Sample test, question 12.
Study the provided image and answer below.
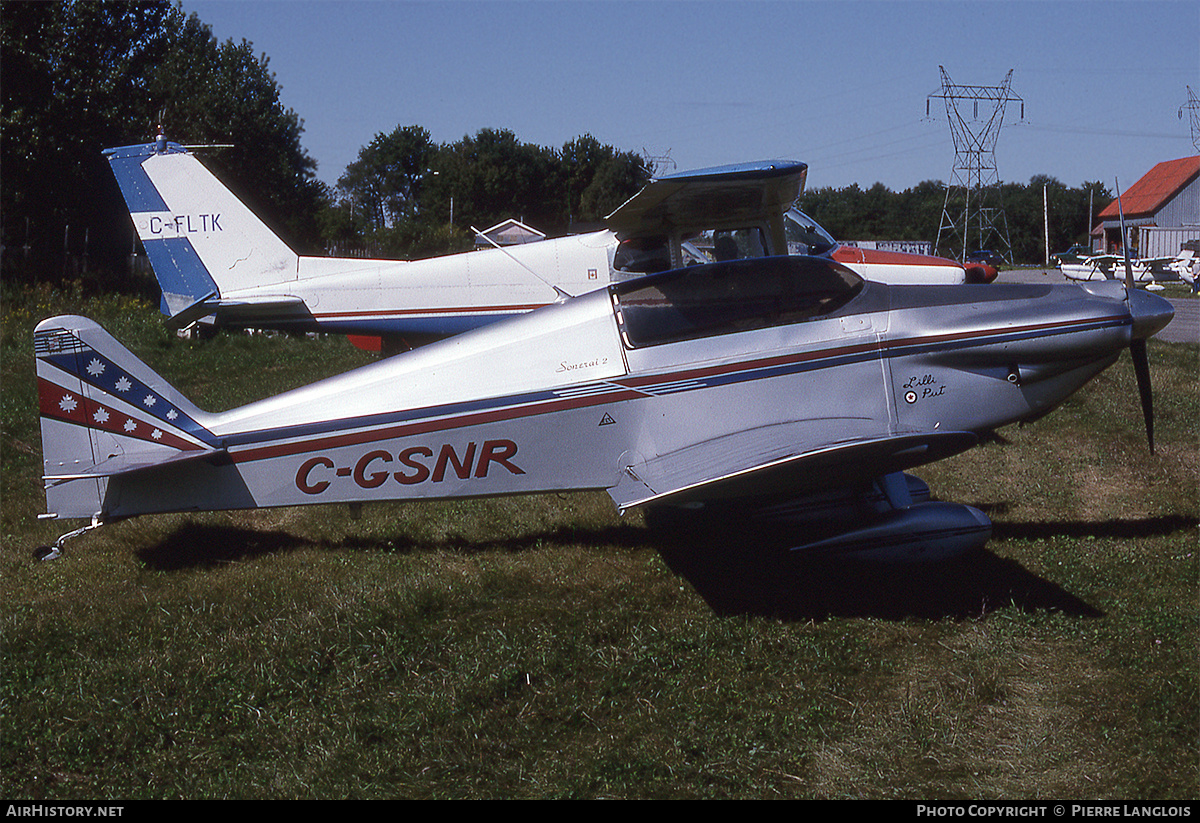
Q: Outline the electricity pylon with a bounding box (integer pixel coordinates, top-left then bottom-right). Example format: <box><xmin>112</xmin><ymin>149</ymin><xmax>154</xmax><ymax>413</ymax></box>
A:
<box><xmin>642</xmin><ymin>148</ymin><xmax>676</xmax><ymax>178</ymax></box>
<box><xmin>1180</xmin><ymin>86</ymin><xmax>1199</xmax><ymax>152</ymax></box>
<box><xmin>927</xmin><ymin>67</ymin><xmax>1023</xmax><ymax>263</ymax></box>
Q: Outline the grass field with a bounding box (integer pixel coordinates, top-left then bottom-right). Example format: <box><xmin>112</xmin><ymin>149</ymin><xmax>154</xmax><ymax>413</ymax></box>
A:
<box><xmin>2</xmin><ymin>283</ymin><xmax>1196</xmax><ymax>799</ymax></box>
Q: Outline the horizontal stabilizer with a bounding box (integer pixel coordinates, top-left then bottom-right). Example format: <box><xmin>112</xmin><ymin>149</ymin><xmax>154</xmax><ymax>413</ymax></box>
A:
<box><xmin>44</xmin><ymin>444</ymin><xmax>226</xmax><ymax>481</ymax></box>
<box><xmin>162</xmin><ymin>290</ymin><xmax>217</xmax><ymax>328</ymax></box>
<box><xmin>161</xmin><ymin>293</ymin><xmax>310</xmax><ymax>330</ymax></box>
<box><xmin>199</xmin><ymin>295</ymin><xmax>311</xmax><ymax>326</ymax></box>
<box><xmin>36</xmin><ymin>314</ymin><xmax>219</xmax><ymax>520</ymax></box>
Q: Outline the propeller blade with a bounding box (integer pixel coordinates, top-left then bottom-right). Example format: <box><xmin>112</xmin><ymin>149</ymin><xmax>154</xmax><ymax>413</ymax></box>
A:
<box><xmin>1113</xmin><ymin>177</ymin><xmax>1152</xmax><ymax>453</ymax></box>
<box><xmin>1116</xmin><ymin>179</ymin><xmax>1156</xmax><ymax>453</ymax></box>
<box><xmin>1115</xmin><ymin>178</ymin><xmax>1134</xmax><ymax>291</ymax></box>
<box><xmin>1130</xmin><ymin>339</ymin><xmax>1155</xmax><ymax>453</ymax></box>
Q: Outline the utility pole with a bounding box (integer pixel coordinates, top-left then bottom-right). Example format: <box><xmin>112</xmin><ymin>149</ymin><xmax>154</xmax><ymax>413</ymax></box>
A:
<box><xmin>927</xmin><ymin>67</ymin><xmax>1024</xmax><ymax>263</ymax></box>
<box><xmin>1044</xmin><ymin>184</ymin><xmax>1049</xmax><ymax>266</ymax></box>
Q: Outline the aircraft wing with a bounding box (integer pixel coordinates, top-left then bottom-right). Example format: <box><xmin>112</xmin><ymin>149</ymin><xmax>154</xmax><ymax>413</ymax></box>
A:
<box><xmin>1144</xmin><ymin>250</ymin><xmax>1191</xmax><ymax>267</ymax></box>
<box><xmin>605</xmin><ymin>159</ymin><xmax>808</xmax><ymax>237</ymax></box>
<box><xmin>612</xmin><ymin>427</ymin><xmax>978</xmax><ymax>511</ymax></box>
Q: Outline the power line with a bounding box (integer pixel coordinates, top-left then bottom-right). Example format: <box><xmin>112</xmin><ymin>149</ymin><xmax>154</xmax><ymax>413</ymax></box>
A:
<box><xmin>642</xmin><ymin>148</ymin><xmax>676</xmax><ymax>178</ymax></box>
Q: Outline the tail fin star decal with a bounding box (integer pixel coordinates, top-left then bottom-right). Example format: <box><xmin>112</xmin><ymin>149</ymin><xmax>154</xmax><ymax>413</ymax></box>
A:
<box><xmin>36</xmin><ymin>378</ymin><xmax>201</xmax><ymax>451</ymax></box>
<box><xmin>35</xmin><ymin>327</ymin><xmax>213</xmax><ymax>448</ymax></box>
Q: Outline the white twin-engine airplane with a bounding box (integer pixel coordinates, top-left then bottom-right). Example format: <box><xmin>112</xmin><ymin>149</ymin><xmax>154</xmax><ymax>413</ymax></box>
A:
<box><xmin>105</xmin><ymin>136</ymin><xmax>976</xmax><ymax>352</ymax></box>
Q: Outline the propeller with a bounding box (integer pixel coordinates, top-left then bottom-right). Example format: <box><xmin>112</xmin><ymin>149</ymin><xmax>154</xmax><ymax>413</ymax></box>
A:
<box><xmin>1115</xmin><ymin>178</ymin><xmax>1155</xmax><ymax>453</ymax></box>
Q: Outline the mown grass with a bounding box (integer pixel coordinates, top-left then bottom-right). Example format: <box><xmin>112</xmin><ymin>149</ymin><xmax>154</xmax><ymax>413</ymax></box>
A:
<box><xmin>2</xmin><ymin>284</ymin><xmax>1196</xmax><ymax>799</ymax></box>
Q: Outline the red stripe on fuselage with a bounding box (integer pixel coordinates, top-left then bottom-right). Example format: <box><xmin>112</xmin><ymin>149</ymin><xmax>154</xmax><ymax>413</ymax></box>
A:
<box><xmin>223</xmin><ymin>312</ymin><xmax>1129</xmax><ymax>466</ymax></box>
<box><xmin>312</xmin><ymin>303</ymin><xmax>550</xmax><ymax>320</ymax></box>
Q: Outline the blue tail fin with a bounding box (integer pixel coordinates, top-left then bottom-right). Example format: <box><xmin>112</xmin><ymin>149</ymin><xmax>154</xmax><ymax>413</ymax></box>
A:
<box><xmin>104</xmin><ymin>139</ymin><xmax>299</xmax><ymax>326</ymax></box>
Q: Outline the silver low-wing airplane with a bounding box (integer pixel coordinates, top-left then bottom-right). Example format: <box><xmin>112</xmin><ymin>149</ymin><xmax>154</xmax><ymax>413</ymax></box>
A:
<box><xmin>105</xmin><ymin>136</ymin><xmax>975</xmax><ymax>351</ymax></box>
<box><xmin>35</xmin><ymin>253</ymin><xmax>1172</xmax><ymax>563</ymax></box>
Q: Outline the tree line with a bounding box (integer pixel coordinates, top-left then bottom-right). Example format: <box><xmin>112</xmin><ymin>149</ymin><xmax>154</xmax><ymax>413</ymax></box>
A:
<box><xmin>324</xmin><ymin>126</ymin><xmax>650</xmax><ymax>260</ymax></box>
<box><xmin>2</xmin><ymin>1</ymin><xmax>326</xmax><ymax>292</ymax></box>
<box><xmin>2</xmin><ymin>0</ymin><xmax>1113</xmax><ymax>299</ymax></box>
<box><xmin>798</xmin><ymin>177</ymin><xmax>1111</xmax><ymax>264</ymax></box>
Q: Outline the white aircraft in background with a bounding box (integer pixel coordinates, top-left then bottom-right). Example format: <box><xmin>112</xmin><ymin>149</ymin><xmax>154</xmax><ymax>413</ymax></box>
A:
<box><xmin>1059</xmin><ymin>248</ymin><xmax>1197</xmax><ymax>290</ymax></box>
<box><xmin>105</xmin><ymin>135</ymin><xmax>975</xmax><ymax>353</ymax></box>
<box><xmin>1165</xmin><ymin>250</ymin><xmax>1198</xmax><ymax>290</ymax></box>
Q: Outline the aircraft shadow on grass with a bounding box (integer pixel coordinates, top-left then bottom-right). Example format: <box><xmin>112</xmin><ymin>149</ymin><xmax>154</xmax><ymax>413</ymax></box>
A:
<box><xmin>134</xmin><ymin>512</ymin><xmax>1194</xmax><ymax>621</ymax></box>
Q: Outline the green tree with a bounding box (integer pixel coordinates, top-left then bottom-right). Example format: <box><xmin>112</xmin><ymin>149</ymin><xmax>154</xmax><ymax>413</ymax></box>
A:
<box><xmin>578</xmin><ymin>148</ymin><xmax>649</xmax><ymax>224</ymax></box>
<box><xmin>798</xmin><ymin>177</ymin><xmax>1114</xmax><ymax>264</ymax></box>
<box><xmin>323</xmin><ymin>127</ymin><xmax>650</xmax><ymax>257</ymax></box>
<box><xmin>149</xmin><ymin>12</ymin><xmax>327</xmax><ymax>253</ymax></box>
<box><xmin>894</xmin><ymin>180</ymin><xmax>947</xmax><ymax>242</ymax></box>
<box><xmin>337</xmin><ymin>125</ymin><xmax>436</xmax><ymax>233</ymax></box>
<box><xmin>1</xmin><ymin>0</ymin><xmax>177</xmax><ymax>287</ymax></box>
<box><xmin>433</xmin><ymin>128</ymin><xmax>560</xmax><ymax>231</ymax></box>
<box><xmin>560</xmin><ymin>134</ymin><xmax>650</xmax><ymax>225</ymax></box>
<box><xmin>1</xmin><ymin>0</ymin><xmax>327</xmax><ymax>289</ymax></box>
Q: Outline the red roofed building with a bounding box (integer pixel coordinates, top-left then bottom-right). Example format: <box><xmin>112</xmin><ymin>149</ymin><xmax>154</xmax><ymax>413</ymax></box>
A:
<box><xmin>1093</xmin><ymin>156</ymin><xmax>1200</xmax><ymax>258</ymax></box>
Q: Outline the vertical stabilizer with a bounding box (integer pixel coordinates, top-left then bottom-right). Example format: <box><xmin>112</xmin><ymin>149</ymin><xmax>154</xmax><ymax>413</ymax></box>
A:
<box><xmin>35</xmin><ymin>315</ymin><xmax>220</xmax><ymax>521</ymax></box>
<box><xmin>104</xmin><ymin>140</ymin><xmax>299</xmax><ymax>324</ymax></box>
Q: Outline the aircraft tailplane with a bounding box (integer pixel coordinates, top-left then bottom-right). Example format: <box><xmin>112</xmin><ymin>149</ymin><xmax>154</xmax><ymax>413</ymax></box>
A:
<box><xmin>104</xmin><ymin>139</ymin><xmax>300</xmax><ymax>324</ymax></box>
<box><xmin>35</xmin><ymin>315</ymin><xmax>224</xmax><ymax>523</ymax></box>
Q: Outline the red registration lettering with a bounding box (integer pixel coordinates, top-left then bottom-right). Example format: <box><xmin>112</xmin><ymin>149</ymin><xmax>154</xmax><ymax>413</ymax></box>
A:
<box><xmin>433</xmin><ymin>442</ymin><xmax>476</xmax><ymax>482</ymax></box>
<box><xmin>395</xmin><ymin>446</ymin><xmax>432</xmax><ymax>485</ymax></box>
<box><xmin>296</xmin><ymin>456</ymin><xmax>333</xmax><ymax>494</ymax></box>
<box><xmin>295</xmin><ymin>439</ymin><xmax>524</xmax><ymax>494</ymax></box>
<box><xmin>477</xmin><ymin>439</ymin><xmax>525</xmax><ymax>477</ymax></box>
<box><xmin>354</xmin><ymin>450</ymin><xmax>392</xmax><ymax>488</ymax></box>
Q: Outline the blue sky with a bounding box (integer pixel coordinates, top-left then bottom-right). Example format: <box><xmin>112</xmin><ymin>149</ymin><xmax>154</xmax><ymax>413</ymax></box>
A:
<box><xmin>181</xmin><ymin>0</ymin><xmax>1198</xmax><ymax>194</ymax></box>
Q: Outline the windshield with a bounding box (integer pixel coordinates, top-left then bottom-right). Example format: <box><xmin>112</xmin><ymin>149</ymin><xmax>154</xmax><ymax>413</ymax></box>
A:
<box><xmin>784</xmin><ymin>209</ymin><xmax>838</xmax><ymax>256</ymax></box>
<box><xmin>612</xmin><ymin>256</ymin><xmax>864</xmax><ymax>348</ymax></box>
<box><xmin>612</xmin><ymin>210</ymin><xmax>839</xmax><ymax>276</ymax></box>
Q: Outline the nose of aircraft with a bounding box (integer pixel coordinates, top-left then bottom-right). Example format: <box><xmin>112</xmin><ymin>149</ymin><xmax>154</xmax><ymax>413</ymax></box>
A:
<box><xmin>1128</xmin><ymin>288</ymin><xmax>1175</xmax><ymax>341</ymax></box>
